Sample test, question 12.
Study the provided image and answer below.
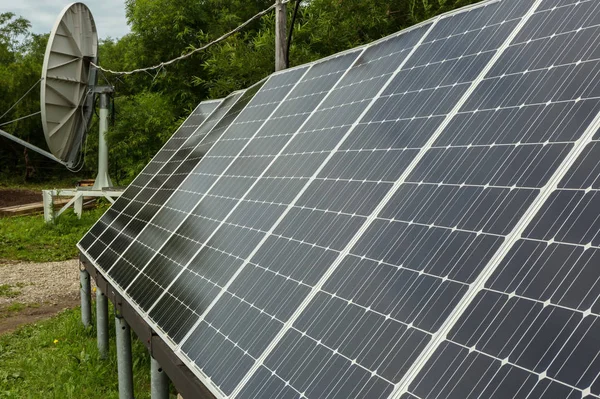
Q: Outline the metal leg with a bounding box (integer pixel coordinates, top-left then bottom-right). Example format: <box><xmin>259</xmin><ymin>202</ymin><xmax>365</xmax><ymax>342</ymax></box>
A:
<box><xmin>151</xmin><ymin>357</ymin><xmax>170</xmax><ymax>399</ymax></box>
<box><xmin>74</xmin><ymin>193</ymin><xmax>83</xmax><ymax>219</ymax></box>
<box><xmin>115</xmin><ymin>314</ymin><xmax>134</xmax><ymax>399</ymax></box>
<box><xmin>80</xmin><ymin>269</ymin><xmax>91</xmax><ymax>327</ymax></box>
<box><xmin>96</xmin><ymin>287</ymin><xmax>109</xmax><ymax>359</ymax></box>
<box><xmin>42</xmin><ymin>190</ymin><xmax>54</xmax><ymax>223</ymax></box>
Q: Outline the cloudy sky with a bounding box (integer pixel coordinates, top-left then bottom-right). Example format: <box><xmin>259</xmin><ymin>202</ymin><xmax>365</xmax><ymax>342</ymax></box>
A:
<box><xmin>2</xmin><ymin>0</ymin><xmax>130</xmax><ymax>39</ymax></box>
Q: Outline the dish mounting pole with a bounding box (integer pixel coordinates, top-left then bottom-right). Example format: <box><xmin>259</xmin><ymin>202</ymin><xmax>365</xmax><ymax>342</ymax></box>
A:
<box><xmin>93</xmin><ymin>87</ymin><xmax>114</xmax><ymax>190</ymax></box>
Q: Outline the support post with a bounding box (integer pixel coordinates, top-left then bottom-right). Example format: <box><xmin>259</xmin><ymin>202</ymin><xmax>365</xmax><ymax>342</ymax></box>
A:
<box><xmin>74</xmin><ymin>193</ymin><xmax>83</xmax><ymax>219</ymax></box>
<box><xmin>43</xmin><ymin>190</ymin><xmax>54</xmax><ymax>223</ymax></box>
<box><xmin>80</xmin><ymin>269</ymin><xmax>91</xmax><ymax>327</ymax></box>
<box><xmin>151</xmin><ymin>357</ymin><xmax>170</xmax><ymax>399</ymax></box>
<box><xmin>93</xmin><ymin>92</ymin><xmax>113</xmax><ymax>190</ymax></box>
<box><xmin>115</xmin><ymin>313</ymin><xmax>134</xmax><ymax>399</ymax></box>
<box><xmin>96</xmin><ymin>287</ymin><xmax>109</xmax><ymax>359</ymax></box>
<box><xmin>275</xmin><ymin>0</ymin><xmax>287</xmax><ymax>71</ymax></box>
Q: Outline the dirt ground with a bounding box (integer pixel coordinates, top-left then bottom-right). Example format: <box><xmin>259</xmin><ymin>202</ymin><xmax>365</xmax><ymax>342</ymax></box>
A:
<box><xmin>0</xmin><ymin>259</ymin><xmax>91</xmax><ymax>335</ymax></box>
<box><xmin>0</xmin><ymin>189</ymin><xmax>90</xmax><ymax>334</ymax></box>
<box><xmin>0</xmin><ymin>189</ymin><xmax>42</xmax><ymax>208</ymax></box>
<box><xmin>0</xmin><ymin>299</ymin><xmax>81</xmax><ymax>335</ymax></box>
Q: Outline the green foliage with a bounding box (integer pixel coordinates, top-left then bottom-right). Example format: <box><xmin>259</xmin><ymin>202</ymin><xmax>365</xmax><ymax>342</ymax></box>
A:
<box><xmin>106</xmin><ymin>92</ymin><xmax>179</xmax><ymax>184</ymax></box>
<box><xmin>0</xmin><ymin>205</ymin><xmax>108</xmax><ymax>262</ymax></box>
<box><xmin>200</xmin><ymin>0</ymin><xmax>481</xmax><ymax>96</ymax></box>
<box><xmin>0</xmin><ymin>306</ymin><xmax>174</xmax><ymax>399</ymax></box>
<box><xmin>0</xmin><ymin>12</ymin><xmax>30</xmax><ymax>63</ymax></box>
<box><xmin>0</xmin><ymin>14</ymin><xmax>53</xmax><ymax>181</ymax></box>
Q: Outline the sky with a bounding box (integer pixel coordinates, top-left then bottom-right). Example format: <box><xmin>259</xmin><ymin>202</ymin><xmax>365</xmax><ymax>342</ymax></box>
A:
<box><xmin>1</xmin><ymin>0</ymin><xmax>130</xmax><ymax>39</ymax></box>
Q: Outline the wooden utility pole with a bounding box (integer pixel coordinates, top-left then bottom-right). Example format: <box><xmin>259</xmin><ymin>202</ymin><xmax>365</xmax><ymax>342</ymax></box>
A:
<box><xmin>275</xmin><ymin>0</ymin><xmax>287</xmax><ymax>71</ymax></box>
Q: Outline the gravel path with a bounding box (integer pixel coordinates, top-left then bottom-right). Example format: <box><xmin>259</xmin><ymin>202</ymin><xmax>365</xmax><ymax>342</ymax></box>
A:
<box><xmin>0</xmin><ymin>259</ymin><xmax>88</xmax><ymax>306</ymax></box>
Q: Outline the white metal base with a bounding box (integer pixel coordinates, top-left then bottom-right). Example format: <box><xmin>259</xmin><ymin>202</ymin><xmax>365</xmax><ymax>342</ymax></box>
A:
<box><xmin>92</xmin><ymin>172</ymin><xmax>113</xmax><ymax>190</ymax></box>
<box><xmin>43</xmin><ymin>188</ymin><xmax>123</xmax><ymax>223</ymax></box>
<box><xmin>94</xmin><ymin>95</ymin><xmax>112</xmax><ymax>191</ymax></box>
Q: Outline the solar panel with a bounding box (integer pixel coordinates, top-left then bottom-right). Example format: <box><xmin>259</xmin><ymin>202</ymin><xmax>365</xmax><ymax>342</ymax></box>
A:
<box><xmin>80</xmin><ymin>93</ymin><xmax>241</xmax><ymax>263</ymax></box>
<box><xmin>78</xmin><ymin>0</ymin><xmax>600</xmax><ymax>398</ymax></box>
<box><xmin>236</xmin><ymin>2</ymin><xmax>553</xmax><ymax>398</ymax></box>
<box><xmin>404</xmin><ymin>1</ymin><xmax>600</xmax><ymax>398</ymax></box>
<box><xmin>79</xmin><ymin>97</ymin><xmax>223</xmax><ymax>251</ymax></box>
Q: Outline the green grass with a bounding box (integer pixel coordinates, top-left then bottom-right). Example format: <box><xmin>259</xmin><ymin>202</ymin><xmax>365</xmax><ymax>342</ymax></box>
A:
<box><xmin>0</xmin><ymin>205</ymin><xmax>108</xmax><ymax>262</ymax></box>
<box><xmin>0</xmin><ymin>305</ymin><xmax>176</xmax><ymax>399</ymax></box>
<box><xmin>0</xmin><ymin>180</ymin><xmax>170</xmax><ymax>397</ymax></box>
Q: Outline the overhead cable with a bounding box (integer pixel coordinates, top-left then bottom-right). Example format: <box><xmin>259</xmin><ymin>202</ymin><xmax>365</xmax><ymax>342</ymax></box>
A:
<box><xmin>286</xmin><ymin>0</ymin><xmax>301</xmax><ymax>68</ymax></box>
<box><xmin>92</xmin><ymin>0</ymin><xmax>293</xmax><ymax>76</ymax></box>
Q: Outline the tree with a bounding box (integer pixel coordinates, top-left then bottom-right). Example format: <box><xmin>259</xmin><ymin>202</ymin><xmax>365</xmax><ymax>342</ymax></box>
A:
<box><xmin>105</xmin><ymin>92</ymin><xmax>179</xmax><ymax>184</ymax></box>
<box><xmin>199</xmin><ymin>0</ymin><xmax>482</xmax><ymax>97</ymax></box>
<box><xmin>0</xmin><ymin>13</ymin><xmax>51</xmax><ymax>181</ymax></box>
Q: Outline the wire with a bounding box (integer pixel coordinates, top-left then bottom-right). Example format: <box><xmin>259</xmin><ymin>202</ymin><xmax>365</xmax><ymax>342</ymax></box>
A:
<box><xmin>286</xmin><ymin>0</ymin><xmax>301</xmax><ymax>68</ymax></box>
<box><xmin>92</xmin><ymin>1</ymin><xmax>289</xmax><ymax>76</ymax></box>
<box><xmin>0</xmin><ymin>111</ymin><xmax>41</xmax><ymax>127</ymax></box>
<box><xmin>65</xmin><ymin>103</ymin><xmax>90</xmax><ymax>173</ymax></box>
<box><xmin>111</xmin><ymin>94</ymin><xmax>116</xmax><ymax>126</ymax></box>
<box><xmin>0</xmin><ymin>78</ymin><xmax>42</xmax><ymax>121</ymax></box>
<box><xmin>66</xmin><ymin>135</ymin><xmax>88</xmax><ymax>173</ymax></box>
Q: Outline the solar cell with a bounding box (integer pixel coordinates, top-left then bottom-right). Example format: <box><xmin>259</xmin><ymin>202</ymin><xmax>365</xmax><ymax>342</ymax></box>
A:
<box><xmin>78</xmin><ymin>0</ymin><xmax>600</xmax><ymax>398</ymax></box>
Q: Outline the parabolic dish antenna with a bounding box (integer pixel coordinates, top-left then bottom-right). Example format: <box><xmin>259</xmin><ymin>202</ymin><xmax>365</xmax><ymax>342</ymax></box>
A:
<box><xmin>41</xmin><ymin>2</ymin><xmax>98</xmax><ymax>166</ymax></box>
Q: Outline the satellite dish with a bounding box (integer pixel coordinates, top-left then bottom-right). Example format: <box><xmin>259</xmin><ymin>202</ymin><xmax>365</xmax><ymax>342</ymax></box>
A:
<box><xmin>0</xmin><ymin>1</ymin><xmax>117</xmax><ymax>221</ymax></box>
<box><xmin>40</xmin><ymin>2</ymin><xmax>98</xmax><ymax>167</ymax></box>
<box><xmin>0</xmin><ymin>2</ymin><xmax>113</xmax><ymax>192</ymax></box>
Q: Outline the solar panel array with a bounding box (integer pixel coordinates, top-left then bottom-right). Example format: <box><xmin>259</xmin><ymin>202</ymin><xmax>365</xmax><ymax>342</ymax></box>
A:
<box><xmin>79</xmin><ymin>0</ymin><xmax>600</xmax><ymax>398</ymax></box>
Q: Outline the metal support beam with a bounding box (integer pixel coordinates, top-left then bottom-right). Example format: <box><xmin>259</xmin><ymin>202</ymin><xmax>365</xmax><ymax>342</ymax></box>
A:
<box><xmin>116</xmin><ymin>313</ymin><xmax>134</xmax><ymax>399</ymax></box>
<box><xmin>80</xmin><ymin>269</ymin><xmax>91</xmax><ymax>327</ymax></box>
<box><xmin>96</xmin><ymin>287</ymin><xmax>109</xmax><ymax>359</ymax></box>
<box><xmin>74</xmin><ymin>194</ymin><xmax>83</xmax><ymax>218</ymax></box>
<box><xmin>275</xmin><ymin>0</ymin><xmax>287</xmax><ymax>71</ymax></box>
<box><xmin>80</xmin><ymin>253</ymin><xmax>217</xmax><ymax>399</ymax></box>
<box><xmin>43</xmin><ymin>188</ymin><xmax>123</xmax><ymax>224</ymax></box>
<box><xmin>0</xmin><ymin>128</ymin><xmax>69</xmax><ymax>166</ymax></box>
<box><xmin>55</xmin><ymin>193</ymin><xmax>79</xmax><ymax>219</ymax></box>
<box><xmin>151</xmin><ymin>357</ymin><xmax>170</xmax><ymax>399</ymax></box>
